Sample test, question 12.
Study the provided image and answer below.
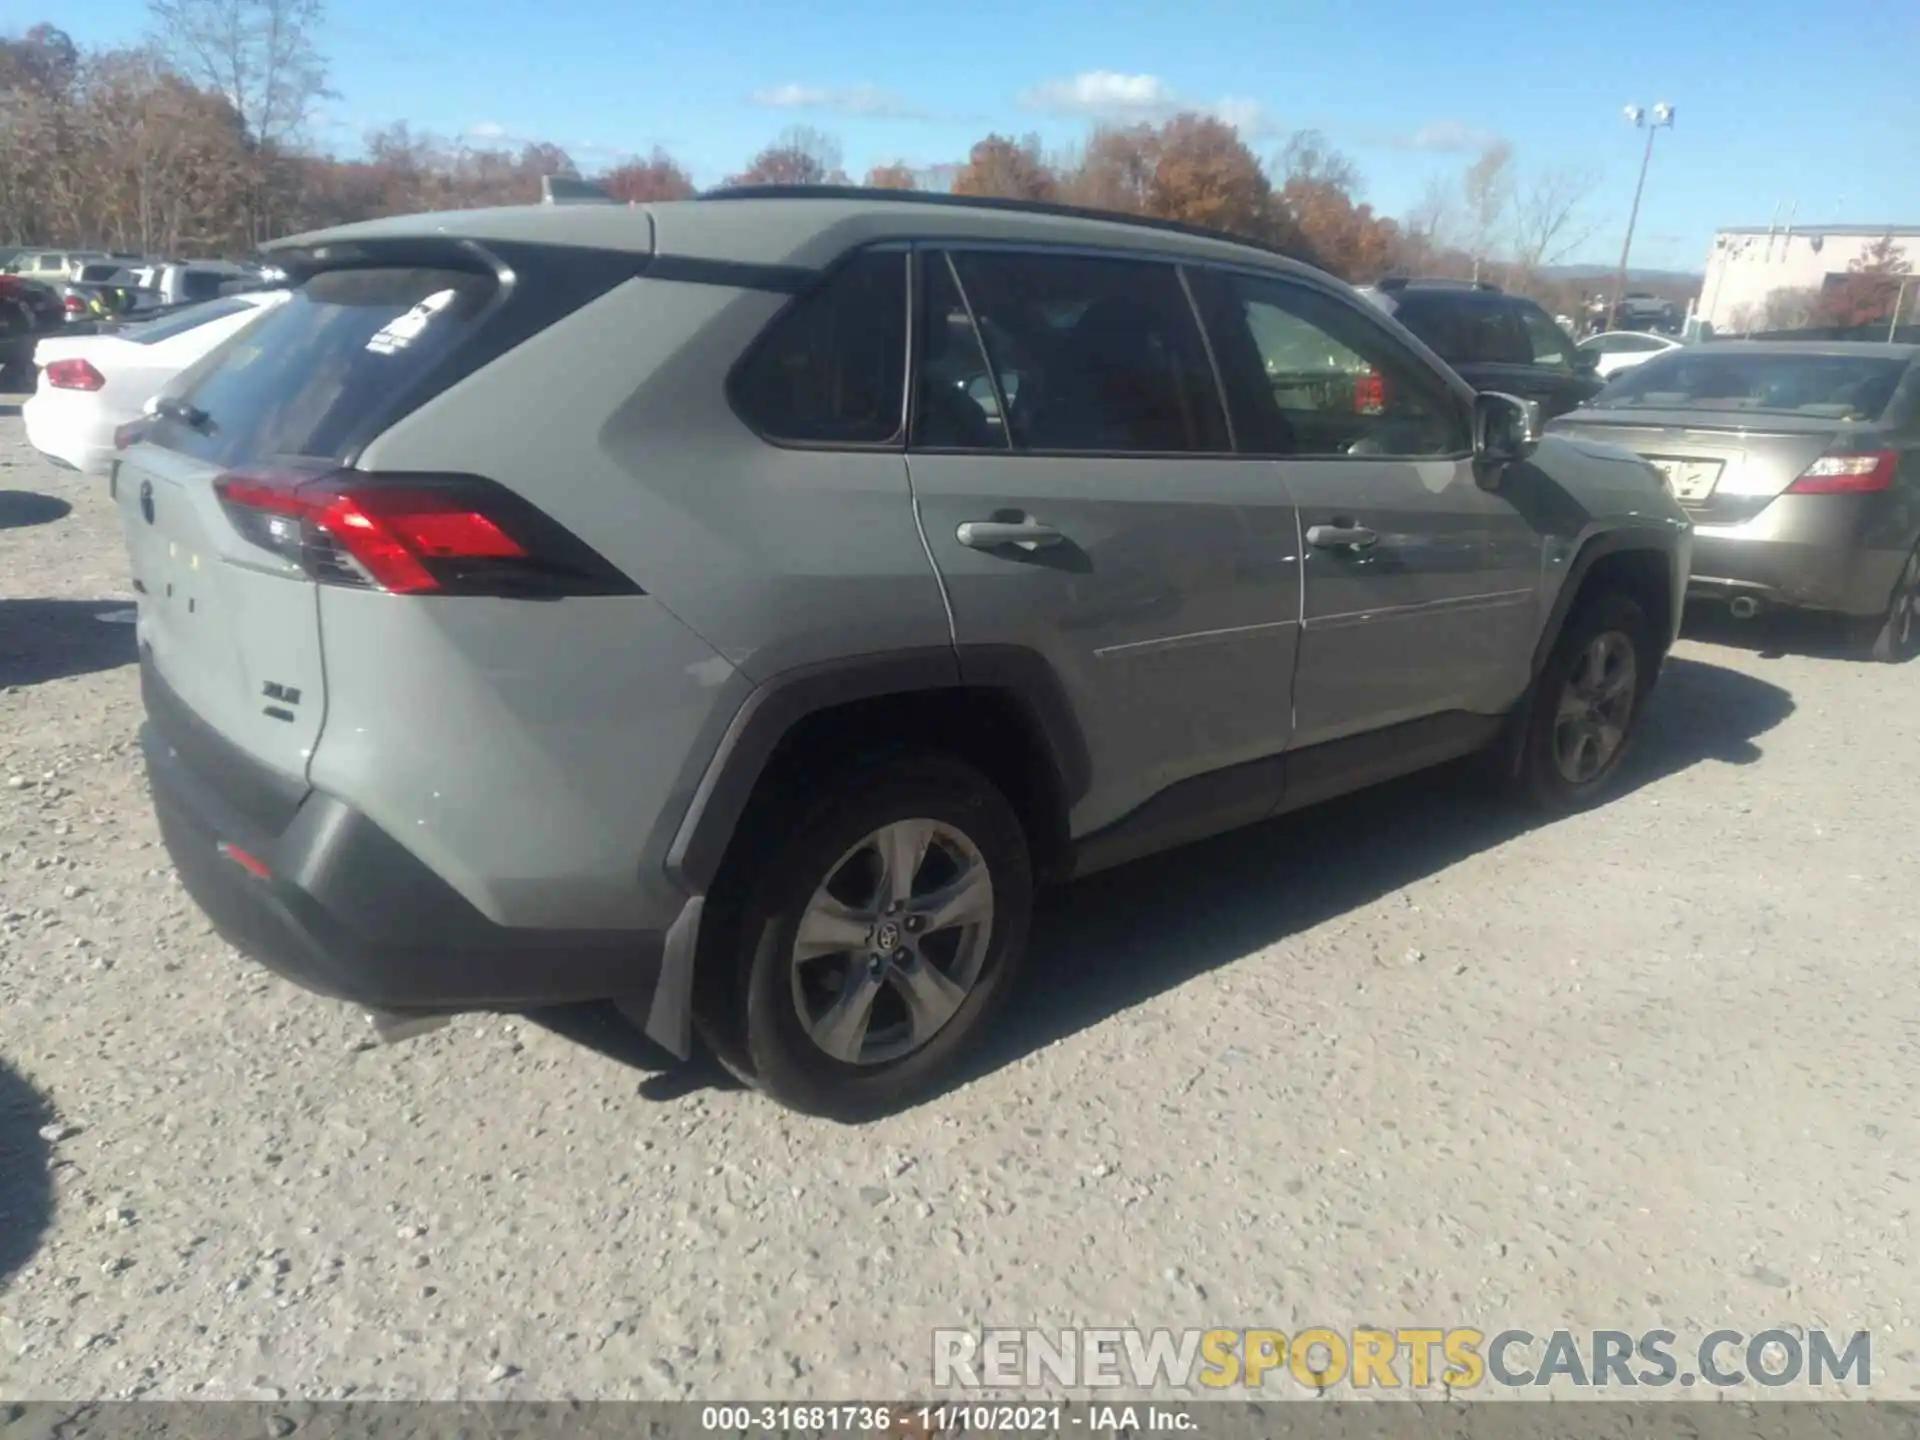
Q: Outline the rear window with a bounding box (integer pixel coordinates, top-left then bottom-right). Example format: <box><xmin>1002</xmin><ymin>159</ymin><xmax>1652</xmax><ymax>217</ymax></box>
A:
<box><xmin>151</xmin><ymin>266</ymin><xmax>495</xmax><ymax>467</ymax></box>
<box><xmin>180</xmin><ymin>269</ymin><xmax>236</xmax><ymax>302</ymax></box>
<box><xmin>1594</xmin><ymin>351</ymin><xmax>1908</xmax><ymax>420</ymax></box>
<box><xmin>122</xmin><ymin>295</ymin><xmax>257</xmax><ymax>345</ymax></box>
<box><xmin>1390</xmin><ymin>295</ymin><xmax>1531</xmax><ymax>365</ymax></box>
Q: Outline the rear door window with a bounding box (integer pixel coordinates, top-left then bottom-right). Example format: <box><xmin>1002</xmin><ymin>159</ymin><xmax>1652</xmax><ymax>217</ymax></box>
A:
<box><xmin>149</xmin><ymin>266</ymin><xmax>496</xmax><ymax>467</ymax></box>
<box><xmin>1516</xmin><ymin>304</ymin><xmax>1575</xmax><ymax>369</ymax></box>
<box><xmin>730</xmin><ymin>249</ymin><xmax>908</xmax><ymax>445</ymax></box>
<box><xmin>944</xmin><ymin>249</ymin><xmax>1229</xmax><ymax>454</ymax></box>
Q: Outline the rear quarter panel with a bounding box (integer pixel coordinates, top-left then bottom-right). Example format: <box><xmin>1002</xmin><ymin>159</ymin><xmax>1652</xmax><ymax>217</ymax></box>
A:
<box><xmin>338</xmin><ymin>271</ymin><xmax>951</xmax><ymax>929</ymax></box>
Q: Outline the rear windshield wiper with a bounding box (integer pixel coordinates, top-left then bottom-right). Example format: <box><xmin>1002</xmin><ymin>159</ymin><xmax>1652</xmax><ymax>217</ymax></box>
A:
<box><xmin>151</xmin><ymin>395</ymin><xmax>212</xmax><ymax>432</ymax></box>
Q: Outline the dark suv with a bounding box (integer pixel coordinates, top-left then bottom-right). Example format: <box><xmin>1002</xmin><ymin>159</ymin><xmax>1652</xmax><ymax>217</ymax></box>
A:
<box><xmin>1359</xmin><ymin>278</ymin><xmax>1605</xmax><ymax>420</ymax></box>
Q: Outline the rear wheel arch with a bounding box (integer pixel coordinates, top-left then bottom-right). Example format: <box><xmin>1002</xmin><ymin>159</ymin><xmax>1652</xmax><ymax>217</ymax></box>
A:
<box><xmin>667</xmin><ymin>645</ymin><xmax>1088</xmax><ymax>903</ymax></box>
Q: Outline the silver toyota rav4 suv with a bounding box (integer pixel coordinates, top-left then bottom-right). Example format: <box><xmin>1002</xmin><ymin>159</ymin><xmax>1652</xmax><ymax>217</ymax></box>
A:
<box><xmin>115</xmin><ymin>186</ymin><xmax>1692</xmax><ymax>1117</ymax></box>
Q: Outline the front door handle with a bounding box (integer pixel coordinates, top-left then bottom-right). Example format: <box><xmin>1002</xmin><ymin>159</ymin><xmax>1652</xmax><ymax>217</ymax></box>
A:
<box><xmin>1306</xmin><ymin>523</ymin><xmax>1379</xmax><ymax>551</ymax></box>
<box><xmin>957</xmin><ymin>519</ymin><xmax>1064</xmax><ymax>551</ymax></box>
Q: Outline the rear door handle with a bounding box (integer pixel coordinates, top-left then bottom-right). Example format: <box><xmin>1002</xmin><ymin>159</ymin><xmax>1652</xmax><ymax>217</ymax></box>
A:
<box><xmin>956</xmin><ymin>519</ymin><xmax>1064</xmax><ymax>551</ymax></box>
<box><xmin>1306</xmin><ymin>523</ymin><xmax>1380</xmax><ymax>551</ymax></box>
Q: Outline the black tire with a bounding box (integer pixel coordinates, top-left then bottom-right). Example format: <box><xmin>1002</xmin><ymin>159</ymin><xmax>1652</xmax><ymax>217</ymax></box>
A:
<box><xmin>697</xmin><ymin>751</ymin><xmax>1032</xmax><ymax>1120</ymax></box>
<box><xmin>1864</xmin><ymin>545</ymin><xmax>1920</xmax><ymax>665</ymax></box>
<box><xmin>1515</xmin><ymin>591</ymin><xmax>1656</xmax><ymax>814</ymax></box>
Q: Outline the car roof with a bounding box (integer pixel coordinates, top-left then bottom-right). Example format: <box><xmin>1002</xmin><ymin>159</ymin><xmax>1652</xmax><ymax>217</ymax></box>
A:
<box><xmin>1700</xmin><ymin>339</ymin><xmax>1920</xmax><ymax>359</ymax></box>
<box><xmin>267</xmin><ymin>189</ymin><xmax>1329</xmax><ymax>283</ymax></box>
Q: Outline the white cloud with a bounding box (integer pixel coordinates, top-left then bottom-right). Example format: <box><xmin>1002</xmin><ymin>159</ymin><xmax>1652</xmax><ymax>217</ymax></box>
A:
<box><xmin>465</xmin><ymin>120</ymin><xmax>510</xmax><ymax>141</ymax></box>
<box><xmin>750</xmin><ymin>82</ymin><xmax>919</xmax><ymax>118</ymax></box>
<box><xmin>1018</xmin><ymin>71</ymin><xmax>1278</xmax><ymax>136</ymax></box>
<box><xmin>1020</xmin><ymin>70</ymin><xmax>1179</xmax><ymax>117</ymax></box>
<box><xmin>1388</xmin><ymin>119</ymin><xmax>1503</xmax><ymax>154</ymax></box>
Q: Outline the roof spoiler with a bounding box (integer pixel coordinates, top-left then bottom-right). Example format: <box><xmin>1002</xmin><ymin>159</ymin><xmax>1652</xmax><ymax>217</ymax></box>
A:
<box><xmin>541</xmin><ymin>174</ymin><xmax>614</xmax><ymax>206</ymax></box>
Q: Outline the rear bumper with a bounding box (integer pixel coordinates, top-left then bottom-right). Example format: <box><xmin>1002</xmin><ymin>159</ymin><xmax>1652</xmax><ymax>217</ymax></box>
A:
<box><xmin>140</xmin><ymin>656</ymin><xmax>672</xmax><ymax>1016</ymax></box>
<box><xmin>1688</xmin><ymin>495</ymin><xmax>1908</xmax><ymax>617</ymax></box>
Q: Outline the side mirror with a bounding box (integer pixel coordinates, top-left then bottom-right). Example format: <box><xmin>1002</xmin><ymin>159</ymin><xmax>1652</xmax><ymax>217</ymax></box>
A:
<box><xmin>1473</xmin><ymin>391</ymin><xmax>1541</xmax><ymax>466</ymax></box>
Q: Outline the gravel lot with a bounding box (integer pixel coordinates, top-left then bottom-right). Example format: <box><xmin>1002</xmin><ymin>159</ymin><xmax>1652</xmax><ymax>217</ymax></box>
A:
<box><xmin>2</xmin><ymin>403</ymin><xmax>1916</xmax><ymax>1404</ymax></box>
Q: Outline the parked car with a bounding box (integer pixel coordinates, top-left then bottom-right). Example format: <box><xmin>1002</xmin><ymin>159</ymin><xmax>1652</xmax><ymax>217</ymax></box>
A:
<box><xmin>22</xmin><ymin>290</ymin><xmax>290</xmax><ymax>473</ymax></box>
<box><xmin>131</xmin><ymin>260</ymin><xmax>258</xmax><ymax>307</ymax></box>
<box><xmin>117</xmin><ymin>188</ymin><xmax>1691</xmax><ymax>1116</ymax></box>
<box><xmin>6</xmin><ymin>249</ymin><xmax>111</xmax><ymax>280</ymax></box>
<box><xmin>0</xmin><ymin>273</ymin><xmax>69</xmax><ymax>385</ymax></box>
<box><xmin>1578</xmin><ymin>329</ymin><xmax>1685</xmax><ymax>378</ymax></box>
<box><xmin>1357</xmin><ymin>277</ymin><xmax>1606</xmax><ymax>420</ymax></box>
<box><xmin>1549</xmin><ymin>340</ymin><xmax>1920</xmax><ymax>660</ymax></box>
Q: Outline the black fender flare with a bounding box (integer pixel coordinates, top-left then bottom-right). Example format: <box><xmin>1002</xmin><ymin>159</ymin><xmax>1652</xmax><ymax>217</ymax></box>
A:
<box><xmin>1529</xmin><ymin>524</ymin><xmax>1685</xmax><ymax>679</ymax></box>
<box><xmin>638</xmin><ymin>644</ymin><xmax>1088</xmax><ymax>1059</ymax></box>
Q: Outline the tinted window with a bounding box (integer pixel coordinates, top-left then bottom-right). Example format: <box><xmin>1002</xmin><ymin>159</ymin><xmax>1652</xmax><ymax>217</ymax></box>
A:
<box><xmin>122</xmin><ymin>295</ymin><xmax>257</xmax><ymax>345</ymax></box>
<box><xmin>912</xmin><ymin>254</ymin><xmax>1006</xmax><ymax>450</ymax></box>
<box><xmin>150</xmin><ymin>266</ymin><xmax>496</xmax><ymax>467</ymax></box>
<box><xmin>1595</xmin><ymin>351</ymin><xmax>1908</xmax><ymax>420</ymax></box>
<box><xmin>1517</xmin><ymin>305</ymin><xmax>1574</xmax><ymax>368</ymax></box>
<box><xmin>947</xmin><ymin>251</ymin><xmax>1228</xmax><ymax>454</ymax></box>
<box><xmin>180</xmin><ymin>269</ymin><xmax>233</xmax><ymax>302</ymax></box>
<box><xmin>1397</xmin><ymin>296</ymin><xmax>1529</xmax><ymax>365</ymax></box>
<box><xmin>731</xmin><ymin>249</ymin><xmax>907</xmax><ymax>445</ymax></box>
<box><xmin>1195</xmin><ymin>271</ymin><xmax>1469</xmax><ymax>458</ymax></box>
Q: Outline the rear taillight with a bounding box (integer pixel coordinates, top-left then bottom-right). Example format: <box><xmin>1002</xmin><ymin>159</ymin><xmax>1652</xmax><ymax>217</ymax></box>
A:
<box><xmin>62</xmin><ymin>294</ymin><xmax>87</xmax><ymax>314</ymax></box>
<box><xmin>1354</xmin><ymin>368</ymin><xmax>1387</xmax><ymax>416</ymax></box>
<box><xmin>1787</xmin><ymin>450</ymin><xmax>1899</xmax><ymax>495</ymax></box>
<box><xmin>44</xmin><ymin>358</ymin><xmax>104</xmax><ymax>391</ymax></box>
<box><xmin>212</xmin><ymin>469</ymin><xmax>640</xmax><ymax>599</ymax></box>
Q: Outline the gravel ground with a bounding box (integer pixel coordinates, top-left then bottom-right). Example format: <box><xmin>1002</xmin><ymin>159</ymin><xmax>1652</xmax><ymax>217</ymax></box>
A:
<box><xmin>2</xmin><ymin>405</ymin><xmax>1916</xmax><ymax>1404</ymax></box>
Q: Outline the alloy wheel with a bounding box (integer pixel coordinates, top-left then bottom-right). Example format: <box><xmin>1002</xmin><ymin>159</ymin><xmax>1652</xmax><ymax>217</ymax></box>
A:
<box><xmin>1553</xmin><ymin>630</ymin><xmax>1637</xmax><ymax>785</ymax></box>
<box><xmin>789</xmin><ymin>818</ymin><xmax>995</xmax><ymax>1067</ymax></box>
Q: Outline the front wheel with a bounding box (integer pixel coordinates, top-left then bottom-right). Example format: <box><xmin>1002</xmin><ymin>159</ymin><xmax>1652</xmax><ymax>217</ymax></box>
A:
<box><xmin>709</xmin><ymin>753</ymin><xmax>1033</xmax><ymax>1119</ymax></box>
<box><xmin>1516</xmin><ymin>592</ymin><xmax>1655</xmax><ymax>814</ymax></box>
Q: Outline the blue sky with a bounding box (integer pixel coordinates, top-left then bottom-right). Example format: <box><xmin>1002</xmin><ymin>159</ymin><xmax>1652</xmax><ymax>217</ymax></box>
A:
<box><xmin>47</xmin><ymin>0</ymin><xmax>1920</xmax><ymax>271</ymax></box>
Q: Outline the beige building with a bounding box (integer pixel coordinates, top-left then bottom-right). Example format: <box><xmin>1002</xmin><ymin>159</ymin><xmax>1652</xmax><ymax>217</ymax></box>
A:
<box><xmin>1698</xmin><ymin>222</ymin><xmax>1920</xmax><ymax>332</ymax></box>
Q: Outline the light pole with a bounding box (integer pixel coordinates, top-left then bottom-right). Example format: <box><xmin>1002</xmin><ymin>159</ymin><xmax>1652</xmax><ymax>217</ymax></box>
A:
<box><xmin>1612</xmin><ymin>102</ymin><xmax>1675</xmax><ymax>328</ymax></box>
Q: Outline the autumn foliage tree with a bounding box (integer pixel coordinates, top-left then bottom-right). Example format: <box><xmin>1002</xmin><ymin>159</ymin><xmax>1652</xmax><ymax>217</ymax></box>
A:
<box><xmin>953</xmin><ymin>134</ymin><xmax>1057</xmax><ymax>201</ymax></box>
<box><xmin>862</xmin><ymin>161</ymin><xmax>917</xmax><ymax>191</ymax></box>
<box><xmin>1818</xmin><ymin>233</ymin><xmax>1913</xmax><ymax>328</ymax></box>
<box><xmin>728</xmin><ymin>126</ymin><xmax>845</xmax><ymax>187</ymax></box>
<box><xmin>600</xmin><ymin>149</ymin><xmax>695</xmax><ymax>203</ymax></box>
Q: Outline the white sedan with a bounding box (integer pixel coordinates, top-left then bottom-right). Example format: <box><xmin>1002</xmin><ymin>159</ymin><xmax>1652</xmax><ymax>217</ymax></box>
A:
<box><xmin>23</xmin><ymin>291</ymin><xmax>289</xmax><ymax>475</ymax></box>
<box><xmin>1577</xmin><ymin>329</ymin><xmax>1684</xmax><ymax>379</ymax></box>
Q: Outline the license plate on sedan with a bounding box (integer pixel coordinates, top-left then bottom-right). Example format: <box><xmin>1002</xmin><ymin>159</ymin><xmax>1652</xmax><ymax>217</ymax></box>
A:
<box><xmin>1646</xmin><ymin>456</ymin><xmax>1723</xmax><ymax>503</ymax></box>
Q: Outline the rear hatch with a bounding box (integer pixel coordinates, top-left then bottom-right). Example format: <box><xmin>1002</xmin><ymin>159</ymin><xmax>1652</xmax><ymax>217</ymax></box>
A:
<box><xmin>115</xmin><ymin>261</ymin><xmax>507</xmax><ymax>789</ymax></box>
<box><xmin>1548</xmin><ymin>410</ymin><xmax>1849</xmax><ymax>524</ymax></box>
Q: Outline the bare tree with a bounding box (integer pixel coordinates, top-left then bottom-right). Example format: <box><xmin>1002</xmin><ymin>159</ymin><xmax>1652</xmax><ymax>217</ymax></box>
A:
<box><xmin>1509</xmin><ymin>165</ymin><xmax>1601</xmax><ymax>280</ymax></box>
<box><xmin>1276</xmin><ymin>129</ymin><xmax>1359</xmax><ymax>195</ymax></box>
<box><xmin>1461</xmin><ymin>140</ymin><xmax>1513</xmax><ymax>282</ymax></box>
<box><xmin>146</xmin><ymin>0</ymin><xmax>328</xmax><ymax>148</ymax></box>
<box><xmin>1759</xmin><ymin>285</ymin><xmax>1821</xmax><ymax>331</ymax></box>
<box><xmin>728</xmin><ymin>125</ymin><xmax>845</xmax><ymax>186</ymax></box>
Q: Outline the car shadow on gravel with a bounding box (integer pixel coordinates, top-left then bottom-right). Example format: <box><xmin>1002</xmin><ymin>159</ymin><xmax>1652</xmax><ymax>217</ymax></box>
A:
<box><xmin>0</xmin><ymin>1059</ymin><xmax>56</xmax><ymax>1283</ymax></box>
<box><xmin>1682</xmin><ymin>603</ymin><xmax>1882</xmax><ymax>663</ymax></box>
<box><xmin>962</xmin><ymin>652</ymin><xmax>1795</xmax><ymax>1093</ymax></box>
<box><xmin>531</xmin><ymin>655</ymin><xmax>1795</xmax><ymax>1108</ymax></box>
<box><xmin>0</xmin><ymin>491</ymin><xmax>72</xmax><ymax>529</ymax></box>
<box><xmin>0</xmin><ymin>598</ymin><xmax>138</xmax><ymax>688</ymax></box>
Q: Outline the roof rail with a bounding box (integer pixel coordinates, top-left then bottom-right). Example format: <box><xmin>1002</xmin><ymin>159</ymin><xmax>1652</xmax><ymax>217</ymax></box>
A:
<box><xmin>1376</xmin><ymin>275</ymin><xmax>1501</xmax><ymax>294</ymax></box>
<box><xmin>698</xmin><ymin>184</ymin><xmax>1323</xmax><ymax>271</ymax></box>
<box><xmin>542</xmin><ymin>174</ymin><xmax>614</xmax><ymax>206</ymax></box>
